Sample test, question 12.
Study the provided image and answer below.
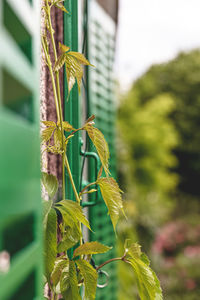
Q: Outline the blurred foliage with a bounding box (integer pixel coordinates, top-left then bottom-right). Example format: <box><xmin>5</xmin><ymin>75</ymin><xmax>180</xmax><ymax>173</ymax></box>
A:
<box><xmin>132</xmin><ymin>49</ymin><xmax>200</xmax><ymax>197</ymax></box>
<box><xmin>117</xmin><ymin>50</ymin><xmax>200</xmax><ymax>299</ymax></box>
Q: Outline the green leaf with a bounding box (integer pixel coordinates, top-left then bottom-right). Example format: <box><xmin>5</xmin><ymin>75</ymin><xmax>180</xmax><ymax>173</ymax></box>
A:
<box><xmin>42</xmin><ymin>172</ymin><xmax>58</xmax><ymax>198</ymax></box>
<box><xmin>56</xmin><ymin>200</ymin><xmax>91</xmax><ymax>230</ymax></box>
<box><xmin>84</xmin><ymin>124</ymin><xmax>110</xmax><ymax>176</ymax></box>
<box><xmin>51</xmin><ymin>256</ymin><xmax>69</xmax><ymax>288</ymax></box>
<box><xmin>59</xmin><ymin>42</ymin><xmax>70</xmax><ymax>53</ymax></box>
<box><xmin>54</xmin><ymin>53</ymin><xmax>66</xmax><ymax>72</ymax></box>
<box><xmin>57</xmin><ymin>226</ymin><xmax>80</xmax><ymax>253</ymax></box>
<box><xmin>44</xmin><ymin>208</ymin><xmax>57</xmax><ymax>280</ymax></box>
<box><xmin>41</xmin><ymin>126</ymin><xmax>55</xmax><ymax>143</ymax></box>
<box><xmin>68</xmin><ymin>52</ymin><xmax>94</xmax><ymax>67</ymax></box>
<box><xmin>42</xmin><ymin>121</ymin><xmax>56</xmax><ymax>127</ymax></box>
<box><xmin>76</xmin><ymin>259</ymin><xmax>97</xmax><ymax>300</ymax></box>
<box><xmin>64</xmin><ymin>51</ymin><xmax>93</xmax><ymax>94</ymax></box>
<box><xmin>65</xmin><ymin>54</ymin><xmax>83</xmax><ymax>93</ymax></box>
<box><xmin>42</xmin><ymin>199</ymin><xmax>52</xmax><ymax>229</ymax></box>
<box><xmin>61</xmin><ymin>261</ymin><xmax>81</xmax><ymax>300</ymax></box>
<box><xmin>62</xmin><ymin>121</ymin><xmax>75</xmax><ymax>132</ymax></box>
<box><xmin>97</xmin><ymin>177</ymin><xmax>124</xmax><ymax>230</ymax></box>
<box><xmin>125</xmin><ymin>242</ymin><xmax>163</xmax><ymax>300</ymax></box>
<box><xmin>73</xmin><ymin>241</ymin><xmax>112</xmax><ymax>258</ymax></box>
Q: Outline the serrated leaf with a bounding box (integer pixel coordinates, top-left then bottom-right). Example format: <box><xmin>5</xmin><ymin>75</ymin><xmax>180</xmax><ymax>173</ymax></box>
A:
<box><xmin>42</xmin><ymin>199</ymin><xmax>53</xmax><ymax>229</ymax></box>
<box><xmin>56</xmin><ymin>206</ymin><xmax>81</xmax><ymax>239</ymax></box>
<box><xmin>44</xmin><ymin>208</ymin><xmax>57</xmax><ymax>280</ymax></box>
<box><xmin>76</xmin><ymin>259</ymin><xmax>97</xmax><ymax>300</ymax></box>
<box><xmin>125</xmin><ymin>242</ymin><xmax>163</xmax><ymax>300</ymax></box>
<box><xmin>56</xmin><ymin>200</ymin><xmax>91</xmax><ymax>230</ymax></box>
<box><xmin>59</xmin><ymin>42</ymin><xmax>70</xmax><ymax>53</ymax></box>
<box><xmin>51</xmin><ymin>257</ymin><xmax>69</xmax><ymax>288</ymax></box>
<box><xmin>64</xmin><ymin>51</ymin><xmax>93</xmax><ymax>94</ymax></box>
<box><xmin>62</xmin><ymin>121</ymin><xmax>75</xmax><ymax>132</ymax></box>
<box><xmin>84</xmin><ymin>124</ymin><xmax>110</xmax><ymax>176</ymax></box>
<box><xmin>42</xmin><ymin>126</ymin><xmax>55</xmax><ymax>143</ymax></box>
<box><xmin>65</xmin><ymin>54</ymin><xmax>83</xmax><ymax>93</ymax></box>
<box><xmin>61</xmin><ymin>261</ymin><xmax>81</xmax><ymax>300</ymax></box>
<box><xmin>73</xmin><ymin>241</ymin><xmax>112</xmax><ymax>258</ymax></box>
<box><xmin>42</xmin><ymin>121</ymin><xmax>56</xmax><ymax>127</ymax></box>
<box><xmin>97</xmin><ymin>177</ymin><xmax>124</xmax><ymax>230</ymax></box>
<box><xmin>54</xmin><ymin>53</ymin><xmax>66</xmax><ymax>72</ymax></box>
<box><xmin>42</xmin><ymin>172</ymin><xmax>58</xmax><ymax>198</ymax></box>
<box><xmin>58</xmin><ymin>225</ymin><xmax>80</xmax><ymax>252</ymax></box>
<box><xmin>68</xmin><ymin>52</ymin><xmax>94</xmax><ymax>67</ymax></box>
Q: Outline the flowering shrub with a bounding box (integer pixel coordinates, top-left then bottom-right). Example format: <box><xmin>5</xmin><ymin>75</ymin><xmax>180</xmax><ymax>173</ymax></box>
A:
<box><xmin>152</xmin><ymin>220</ymin><xmax>200</xmax><ymax>299</ymax></box>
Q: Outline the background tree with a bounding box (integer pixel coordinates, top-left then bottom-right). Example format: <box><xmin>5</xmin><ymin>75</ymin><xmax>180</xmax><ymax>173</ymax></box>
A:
<box><xmin>118</xmin><ymin>49</ymin><xmax>200</xmax><ymax>300</ymax></box>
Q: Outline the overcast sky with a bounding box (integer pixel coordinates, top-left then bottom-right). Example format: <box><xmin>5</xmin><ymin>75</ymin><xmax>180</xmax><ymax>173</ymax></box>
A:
<box><xmin>115</xmin><ymin>0</ymin><xmax>200</xmax><ymax>92</ymax></box>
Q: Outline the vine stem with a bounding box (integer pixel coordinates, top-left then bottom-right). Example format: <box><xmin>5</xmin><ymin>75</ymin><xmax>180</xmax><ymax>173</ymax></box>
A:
<box><xmin>64</xmin><ymin>154</ymin><xmax>80</xmax><ymax>203</ymax></box>
<box><xmin>79</xmin><ymin>181</ymin><xmax>96</xmax><ymax>195</ymax></box>
<box><xmin>96</xmin><ymin>257</ymin><xmax>122</xmax><ymax>271</ymax></box>
<box><xmin>46</xmin><ymin>0</ymin><xmax>66</xmax><ymax>200</ymax></box>
<box><xmin>41</xmin><ymin>36</ymin><xmax>60</xmax><ymax>122</ymax></box>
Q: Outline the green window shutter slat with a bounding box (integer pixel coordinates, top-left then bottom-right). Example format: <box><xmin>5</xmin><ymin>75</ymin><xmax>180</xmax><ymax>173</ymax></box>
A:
<box><xmin>0</xmin><ymin>1</ymin><xmax>42</xmax><ymax>299</ymax></box>
<box><xmin>87</xmin><ymin>2</ymin><xmax>118</xmax><ymax>299</ymax></box>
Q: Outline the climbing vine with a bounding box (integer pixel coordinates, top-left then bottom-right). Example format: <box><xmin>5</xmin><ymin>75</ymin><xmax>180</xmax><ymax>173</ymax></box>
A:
<box><xmin>41</xmin><ymin>1</ymin><xmax>163</xmax><ymax>299</ymax></box>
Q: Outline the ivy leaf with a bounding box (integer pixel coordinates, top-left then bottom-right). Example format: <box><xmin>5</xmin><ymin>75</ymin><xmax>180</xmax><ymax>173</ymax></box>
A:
<box><xmin>42</xmin><ymin>172</ymin><xmax>58</xmax><ymax>198</ymax></box>
<box><xmin>68</xmin><ymin>52</ymin><xmax>94</xmax><ymax>67</ymax></box>
<box><xmin>65</xmin><ymin>52</ymin><xmax>93</xmax><ymax>94</ymax></box>
<box><xmin>59</xmin><ymin>42</ymin><xmax>70</xmax><ymax>53</ymax></box>
<box><xmin>44</xmin><ymin>208</ymin><xmax>57</xmax><ymax>280</ymax></box>
<box><xmin>61</xmin><ymin>261</ymin><xmax>81</xmax><ymax>300</ymax></box>
<box><xmin>41</xmin><ymin>126</ymin><xmax>55</xmax><ymax>143</ymax></box>
<box><xmin>125</xmin><ymin>242</ymin><xmax>163</xmax><ymax>300</ymax></box>
<box><xmin>57</xmin><ymin>225</ymin><xmax>80</xmax><ymax>252</ymax></box>
<box><xmin>56</xmin><ymin>200</ymin><xmax>91</xmax><ymax>230</ymax></box>
<box><xmin>84</xmin><ymin>124</ymin><xmax>110</xmax><ymax>176</ymax></box>
<box><xmin>65</xmin><ymin>54</ymin><xmax>83</xmax><ymax>93</ymax></box>
<box><xmin>42</xmin><ymin>199</ymin><xmax>52</xmax><ymax>229</ymax></box>
<box><xmin>42</xmin><ymin>121</ymin><xmax>56</xmax><ymax>127</ymax></box>
<box><xmin>51</xmin><ymin>256</ymin><xmax>69</xmax><ymax>288</ymax></box>
<box><xmin>76</xmin><ymin>259</ymin><xmax>97</xmax><ymax>300</ymax></box>
<box><xmin>54</xmin><ymin>53</ymin><xmax>66</xmax><ymax>72</ymax></box>
<box><xmin>62</xmin><ymin>121</ymin><xmax>75</xmax><ymax>132</ymax></box>
<box><xmin>97</xmin><ymin>177</ymin><xmax>124</xmax><ymax>231</ymax></box>
<box><xmin>73</xmin><ymin>241</ymin><xmax>112</xmax><ymax>258</ymax></box>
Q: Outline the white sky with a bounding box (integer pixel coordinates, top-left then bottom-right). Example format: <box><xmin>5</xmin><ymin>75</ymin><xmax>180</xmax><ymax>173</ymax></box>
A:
<box><xmin>115</xmin><ymin>0</ymin><xmax>200</xmax><ymax>92</ymax></box>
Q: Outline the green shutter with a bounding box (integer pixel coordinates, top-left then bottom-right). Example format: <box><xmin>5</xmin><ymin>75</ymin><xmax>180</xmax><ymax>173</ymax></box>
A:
<box><xmin>0</xmin><ymin>1</ymin><xmax>42</xmax><ymax>299</ymax></box>
<box><xmin>87</xmin><ymin>1</ymin><xmax>118</xmax><ymax>299</ymax></box>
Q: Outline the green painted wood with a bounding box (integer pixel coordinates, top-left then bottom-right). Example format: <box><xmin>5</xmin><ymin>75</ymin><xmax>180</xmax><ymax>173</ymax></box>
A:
<box><xmin>87</xmin><ymin>1</ymin><xmax>118</xmax><ymax>299</ymax></box>
<box><xmin>0</xmin><ymin>0</ymin><xmax>43</xmax><ymax>299</ymax></box>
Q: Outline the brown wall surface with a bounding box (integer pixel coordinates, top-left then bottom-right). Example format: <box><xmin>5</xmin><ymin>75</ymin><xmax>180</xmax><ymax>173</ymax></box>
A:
<box><xmin>97</xmin><ymin>0</ymin><xmax>119</xmax><ymax>23</ymax></box>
